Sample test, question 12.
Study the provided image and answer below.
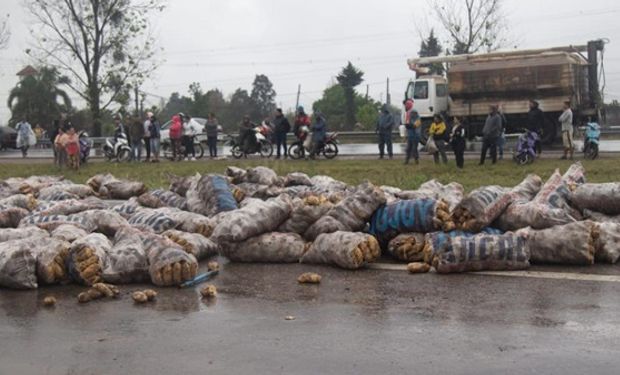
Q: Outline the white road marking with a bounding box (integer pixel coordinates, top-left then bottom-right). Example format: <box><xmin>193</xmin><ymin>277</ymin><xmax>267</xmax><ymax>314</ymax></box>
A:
<box><xmin>369</xmin><ymin>263</ymin><xmax>620</xmax><ymax>283</ymax></box>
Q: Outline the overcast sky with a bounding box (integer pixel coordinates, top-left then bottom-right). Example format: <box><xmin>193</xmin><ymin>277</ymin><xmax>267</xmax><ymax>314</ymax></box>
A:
<box><xmin>0</xmin><ymin>0</ymin><xmax>619</xmax><ymax>124</ymax></box>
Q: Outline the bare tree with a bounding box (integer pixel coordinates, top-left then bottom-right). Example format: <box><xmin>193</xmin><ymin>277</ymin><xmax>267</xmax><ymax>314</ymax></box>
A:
<box><xmin>0</xmin><ymin>14</ymin><xmax>10</xmax><ymax>50</ymax></box>
<box><xmin>25</xmin><ymin>0</ymin><xmax>165</xmax><ymax>136</ymax></box>
<box><xmin>428</xmin><ymin>0</ymin><xmax>509</xmax><ymax>54</ymax></box>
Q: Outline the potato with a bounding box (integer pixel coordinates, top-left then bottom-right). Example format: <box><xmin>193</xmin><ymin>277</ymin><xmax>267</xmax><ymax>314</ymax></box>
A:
<box><xmin>297</xmin><ymin>272</ymin><xmax>321</xmax><ymax>284</ymax></box>
<box><xmin>43</xmin><ymin>296</ymin><xmax>57</xmax><ymax>306</ymax></box>
<box><xmin>132</xmin><ymin>291</ymin><xmax>148</xmax><ymax>303</ymax></box>
<box><xmin>407</xmin><ymin>262</ymin><xmax>431</xmax><ymax>274</ymax></box>
<box><xmin>207</xmin><ymin>261</ymin><xmax>219</xmax><ymax>272</ymax></box>
<box><xmin>200</xmin><ymin>285</ymin><xmax>217</xmax><ymax>298</ymax></box>
<box><xmin>143</xmin><ymin>289</ymin><xmax>158</xmax><ymax>301</ymax></box>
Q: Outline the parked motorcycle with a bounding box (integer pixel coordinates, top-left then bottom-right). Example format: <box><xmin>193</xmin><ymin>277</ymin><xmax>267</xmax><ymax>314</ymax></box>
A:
<box><xmin>229</xmin><ymin>124</ymin><xmax>273</xmax><ymax>159</ymax></box>
<box><xmin>102</xmin><ymin>133</ymin><xmax>131</xmax><ymax>162</ymax></box>
<box><xmin>288</xmin><ymin>125</ymin><xmax>339</xmax><ymax>160</ymax></box>
<box><xmin>79</xmin><ymin>131</ymin><xmax>92</xmax><ymax>164</ymax></box>
<box><xmin>161</xmin><ymin>138</ymin><xmax>205</xmax><ymax>161</ymax></box>
<box><xmin>583</xmin><ymin>121</ymin><xmax>600</xmax><ymax>160</ymax></box>
<box><xmin>513</xmin><ymin>129</ymin><xmax>539</xmax><ymax>165</ymax></box>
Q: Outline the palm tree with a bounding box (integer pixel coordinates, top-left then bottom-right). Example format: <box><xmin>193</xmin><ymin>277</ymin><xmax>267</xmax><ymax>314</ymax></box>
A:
<box><xmin>336</xmin><ymin>62</ymin><xmax>364</xmax><ymax>130</ymax></box>
<box><xmin>7</xmin><ymin>66</ymin><xmax>72</xmax><ymax>128</ymax></box>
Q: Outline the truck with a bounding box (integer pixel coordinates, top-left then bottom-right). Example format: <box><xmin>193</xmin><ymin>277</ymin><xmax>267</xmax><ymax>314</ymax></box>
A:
<box><xmin>405</xmin><ymin>39</ymin><xmax>607</xmax><ymax>144</ymax></box>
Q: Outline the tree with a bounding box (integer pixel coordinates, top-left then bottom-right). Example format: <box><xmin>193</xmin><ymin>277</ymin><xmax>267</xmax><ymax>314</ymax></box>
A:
<box><xmin>224</xmin><ymin>89</ymin><xmax>253</xmax><ymax>131</ymax></box>
<box><xmin>419</xmin><ymin>29</ymin><xmax>444</xmax><ymax>75</ymax></box>
<box><xmin>250</xmin><ymin>74</ymin><xmax>276</xmax><ymax>121</ymax></box>
<box><xmin>428</xmin><ymin>0</ymin><xmax>508</xmax><ymax>54</ymax></box>
<box><xmin>7</xmin><ymin>67</ymin><xmax>72</xmax><ymax>128</ymax></box>
<box><xmin>0</xmin><ymin>14</ymin><xmax>9</xmax><ymax>50</ymax></box>
<box><xmin>336</xmin><ymin>62</ymin><xmax>364</xmax><ymax>130</ymax></box>
<box><xmin>25</xmin><ymin>0</ymin><xmax>165</xmax><ymax>136</ymax></box>
<box><xmin>313</xmin><ymin>84</ymin><xmax>377</xmax><ymax>131</ymax></box>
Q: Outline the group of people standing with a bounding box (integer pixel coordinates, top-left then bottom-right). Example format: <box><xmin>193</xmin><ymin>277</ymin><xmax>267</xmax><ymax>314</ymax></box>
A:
<box><xmin>114</xmin><ymin>113</ymin><xmax>162</xmax><ymax>163</ymax></box>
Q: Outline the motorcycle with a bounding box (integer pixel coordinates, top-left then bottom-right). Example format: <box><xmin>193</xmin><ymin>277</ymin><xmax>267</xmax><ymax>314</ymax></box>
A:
<box><xmin>513</xmin><ymin>129</ymin><xmax>539</xmax><ymax>165</ymax></box>
<box><xmin>229</xmin><ymin>124</ymin><xmax>273</xmax><ymax>159</ymax></box>
<box><xmin>288</xmin><ymin>125</ymin><xmax>339</xmax><ymax>160</ymax></box>
<box><xmin>162</xmin><ymin>138</ymin><xmax>205</xmax><ymax>161</ymax></box>
<box><xmin>583</xmin><ymin>121</ymin><xmax>600</xmax><ymax>160</ymax></box>
<box><xmin>102</xmin><ymin>133</ymin><xmax>131</xmax><ymax>162</ymax></box>
<box><xmin>79</xmin><ymin>131</ymin><xmax>92</xmax><ymax>164</ymax></box>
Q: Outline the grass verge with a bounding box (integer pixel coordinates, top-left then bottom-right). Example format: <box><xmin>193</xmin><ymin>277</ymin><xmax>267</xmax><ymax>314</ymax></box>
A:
<box><xmin>0</xmin><ymin>158</ymin><xmax>617</xmax><ymax>191</ymax></box>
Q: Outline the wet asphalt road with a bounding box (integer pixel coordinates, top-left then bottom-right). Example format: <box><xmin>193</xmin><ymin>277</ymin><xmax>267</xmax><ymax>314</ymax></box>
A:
<box><xmin>1</xmin><ymin>259</ymin><xmax>620</xmax><ymax>375</ymax></box>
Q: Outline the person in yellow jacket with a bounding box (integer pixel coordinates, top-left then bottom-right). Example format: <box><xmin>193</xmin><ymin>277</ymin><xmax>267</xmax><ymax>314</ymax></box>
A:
<box><xmin>428</xmin><ymin>114</ymin><xmax>448</xmax><ymax>164</ymax></box>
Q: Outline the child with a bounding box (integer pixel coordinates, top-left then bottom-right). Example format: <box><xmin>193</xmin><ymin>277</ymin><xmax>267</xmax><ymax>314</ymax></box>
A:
<box><xmin>450</xmin><ymin>117</ymin><xmax>466</xmax><ymax>169</ymax></box>
<box><xmin>58</xmin><ymin>127</ymin><xmax>80</xmax><ymax>170</ymax></box>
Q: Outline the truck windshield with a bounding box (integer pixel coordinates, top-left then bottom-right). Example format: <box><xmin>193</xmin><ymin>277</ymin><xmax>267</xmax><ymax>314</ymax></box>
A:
<box><xmin>413</xmin><ymin>81</ymin><xmax>429</xmax><ymax>99</ymax></box>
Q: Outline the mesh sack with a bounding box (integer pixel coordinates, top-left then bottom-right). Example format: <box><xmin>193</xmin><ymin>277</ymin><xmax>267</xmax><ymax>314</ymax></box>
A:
<box><xmin>112</xmin><ymin>197</ymin><xmax>142</xmax><ymax>219</ymax></box>
<box><xmin>285</xmin><ymin>172</ymin><xmax>313</xmax><ymax>187</ymax></box>
<box><xmin>0</xmin><ymin>226</ymin><xmax>48</xmax><ymax>242</ymax></box>
<box><xmin>434</xmin><ymin>232</ymin><xmax>530</xmax><ymax>274</ymax></box>
<box><xmin>104</xmin><ymin>180</ymin><xmax>148</xmax><ymax>200</ymax></box>
<box><xmin>369</xmin><ymin>198</ymin><xmax>455</xmax><ymax>245</ymax></box>
<box><xmin>570</xmin><ymin>183</ymin><xmax>620</xmax><ymax>215</ymax></box>
<box><xmin>245</xmin><ymin>166</ymin><xmax>280</xmax><ymax>186</ymax></box>
<box><xmin>519</xmin><ymin>221</ymin><xmax>597</xmax><ymax>265</ymax></box>
<box><xmin>33</xmin><ymin>198</ymin><xmax>106</xmax><ymax>216</ymax></box>
<box><xmin>156</xmin><ymin>207</ymin><xmax>214</xmax><ymax>237</ymax></box>
<box><xmin>221</xmin><ymin>232</ymin><xmax>305</xmax><ymax>263</ymax></box>
<box><xmin>33</xmin><ymin>237</ymin><xmax>71</xmax><ymax>285</ymax></box>
<box><xmin>452</xmin><ymin>186</ymin><xmax>513</xmax><ymax>232</ymax></box>
<box><xmin>103</xmin><ymin>226</ymin><xmax>150</xmax><ymax>284</ymax></box>
<box><xmin>310</xmin><ymin>175</ymin><xmax>348</xmax><ymax>192</ymax></box>
<box><xmin>234</xmin><ymin>182</ymin><xmax>284</xmax><ymax>200</ymax></box>
<box><xmin>66</xmin><ymin>233</ymin><xmax>111</xmax><ymax>285</ymax></box>
<box><xmin>277</xmin><ymin>196</ymin><xmax>333</xmax><ymax>235</ymax></box>
<box><xmin>187</xmin><ymin>175</ymin><xmax>238</xmax><ymax>217</ymax></box>
<box><xmin>19</xmin><ymin>213</ymin><xmax>97</xmax><ymax>232</ymax></box>
<box><xmin>422</xmin><ymin>228</ymin><xmax>504</xmax><ymax>264</ymax></box>
<box><xmin>51</xmin><ymin>224</ymin><xmax>89</xmax><ymax>243</ymax></box>
<box><xmin>583</xmin><ymin>209</ymin><xmax>620</xmax><ymax>224</ymax></box>
<box><xmin>167</xmin><ymin>173</ymin><xmax>200</xmax><ymax>197</ymax></box>
<box><xmin>163</xmin><ymin>229</ymin><xmax>220</xmax><ymax>260</ymax></box>
<box><xmin>138</xmin><ymin>189</ymin><xmax>188</xmax><ymax>210</ymax></box>
<box><xmin>73</xmin><ymin>210</ymin><xmax>129</xmax><ymax>237</ymax></box>
<box><xmin>38</xmin><ymin>184</ymin><xmax>94</xmax><ymax>200</ymax></box>
<box><xmin>212</xmin><ymin>195</ymin><xmax>293</xmax><ymax>243</ymax></box>
<box><xmin>141</xmin><ymin>232</ymin><xmax>199</xmax><ymax>286</ymax></box>
<box><xmin>225</xmin><ymin>166</ymin><xmax>247</xmax><ymax>184</ymax></box>
<box><xmin>387</xmin><ymin>233</ymin><xmax>427</xmax><ymax>262</ymax></box>
<box><xmin>304</xmin><ymin>182</ymin><xmax>386</xmax><ymax>241</ymax></box>
<box><xmin>0</xmin><ymin>194</ymin><xmax>38</xmax><ymax>210</ymax></box>
<box><xmin>128</xmin><ymin>209</ymin><xmax>178</xmax><ymax>234</ymax></box>
<box><xmin>592</xmin><ymin>222</ymin><xmax>620</xmax><ymax>264</ymax></box>
<box><xmin>0</xmin><ymin>207</ymin><xmax>29</xmax><ymax>228</ymax></box>
<box><xmin>300</xmin><ymin>231</ymin><xmax>381</xmax><ymax>270</ymax></box>
<box><xmin>0</xmin><ymin>239</ymin><xmax>38</xmax><ymax>289</ymax></box>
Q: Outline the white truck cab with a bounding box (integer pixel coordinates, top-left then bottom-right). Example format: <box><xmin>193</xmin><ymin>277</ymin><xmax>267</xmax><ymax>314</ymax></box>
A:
<box><xmin>404</xmin><ymin>75</ymin><xmax>449</xmax><ymax>118</ymax></box>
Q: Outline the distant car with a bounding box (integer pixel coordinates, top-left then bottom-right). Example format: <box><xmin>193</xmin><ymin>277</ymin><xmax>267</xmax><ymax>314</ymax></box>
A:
<box><xmin>0</xmin><ymin>126</ymin><xmax>18</xmax><ymax>150</ymax></box>
<box><xmin>160</xmin><ymin>117</ymin><xmax>208</xmax><ymax>143</ymax></box>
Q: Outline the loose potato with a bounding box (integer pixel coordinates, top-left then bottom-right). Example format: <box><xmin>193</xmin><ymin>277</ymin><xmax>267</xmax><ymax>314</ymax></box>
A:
<box><xmin>200</xmin><ymin>285</ymin><xmax>217</xmax><ymax>298</ymax></box>
<box><xmin>132</xmin><ymin>291</ymin><xmax>148</xmax><ymax>303</ymax></box>
<box><xmin>297</xmin><ymin>272</ymin><xmax>321</xmax><ymax>284</ymax></box>
<box><xmin>407</xmin><ymin>262</ymin><xmax>431</xmax><ymax>274</ymax></box>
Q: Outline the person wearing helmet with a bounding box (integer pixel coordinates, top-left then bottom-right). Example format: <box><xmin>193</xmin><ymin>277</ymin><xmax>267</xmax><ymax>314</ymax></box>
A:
<box><xmin>239</xmin><ymin>115</ymin><xmax>256</xmax><ymax>155</ymax></box>
<box><xmin>294</xmin><ymin>106</ymin><xmax>311</xmax><ymax>138</ymax></box>
<box><xmin>309</xmin><ymin>111</ymin><xmax>327</xmax><ymax>159</ymax></box>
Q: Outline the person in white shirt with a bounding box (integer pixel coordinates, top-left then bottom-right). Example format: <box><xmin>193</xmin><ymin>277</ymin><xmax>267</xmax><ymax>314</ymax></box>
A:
<box><xmin>559</xmin><ymin>101</ymin><xmax>574</xmax><ymax>160</ymax></box>
<box><xmin>182</xmin><ymin>114</ymin><xmax>200</xmax><ymax>161</ymax></box>
<box><xmin>143</xmin><ymin>112</ymin><xmax>153</xmax><ymax>162</ymax></box>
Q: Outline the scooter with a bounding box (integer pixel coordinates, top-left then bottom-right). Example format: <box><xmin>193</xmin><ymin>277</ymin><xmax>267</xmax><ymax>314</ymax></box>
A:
<box><xmin>288</xmin><ymin>125</ymin><xmax>339</xmax><ymax>160</ymax></box>
<box><xmin>102</xmin><ymin>133</ymin><xmax>131</xmax><ymax>162</ymax></box>
<box><xmin>513</xmin><ymin>129</ymin><xmax>539</xmax><ymax>165</ymax></box>
<box><xmin>583</xmin><ymin>121</ymin><xmax>600</xmax><ymax>160</ymax></box>
<box><xmin>230</xmin><ymin>124</ymin><xmax>273</xmax><ymax>159</ymax></box>
<box><xmin>79</xmin><ymin>131</ymin><xmax>92</xmax><ymax>164</ymax></box>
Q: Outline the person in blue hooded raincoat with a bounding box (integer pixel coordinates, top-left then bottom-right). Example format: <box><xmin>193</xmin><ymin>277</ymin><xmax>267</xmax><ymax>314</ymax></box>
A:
<box><xmin>375</xmin><ymin>104</ymin><xmax>395</xmax><ymax>159</ymax></box>
<box><xmin>309</xmin><ymin>111</ymin><xmax>327</xmax><ymax>159</ymax></box>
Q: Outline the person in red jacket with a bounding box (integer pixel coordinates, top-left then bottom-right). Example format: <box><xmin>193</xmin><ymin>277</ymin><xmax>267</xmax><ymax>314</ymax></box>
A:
<box><xmin>293</xmin><ymin>106</ymin><xmax>311</xmax><ymax>138</ymax></box>
<box><xmin>169</xmin><ymin>114</ymin><xmax>183</xmax><ymax>161</ymax></box>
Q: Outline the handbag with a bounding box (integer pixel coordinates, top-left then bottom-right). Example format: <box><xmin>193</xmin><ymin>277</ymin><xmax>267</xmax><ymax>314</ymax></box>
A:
<box><xmin>427</xmin><ymin>137</ymin><xmax>438</xmax><ymax>154</ymax></box>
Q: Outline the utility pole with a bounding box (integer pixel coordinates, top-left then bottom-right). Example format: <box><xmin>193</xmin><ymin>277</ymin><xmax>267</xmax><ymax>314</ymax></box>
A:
<box><xmin>134</xmin><ymin>86</ymin><xmax>140</xmax><ymax>117</ymax></box>
<box><xmin>295</xmin><ymin>84</ymin><xmax>301</xmax><ymax>110</ymax></box>
<box><xmin>365</xmin><ymin>84</ymin><xmax>369</xmax><ymax>100</ymax></box>
<box><xmin>386</xmin><ymin>78</ymin><xmax>391</xmax><ymax>106</ymax></box>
